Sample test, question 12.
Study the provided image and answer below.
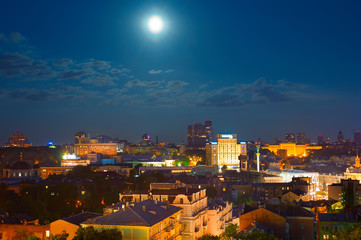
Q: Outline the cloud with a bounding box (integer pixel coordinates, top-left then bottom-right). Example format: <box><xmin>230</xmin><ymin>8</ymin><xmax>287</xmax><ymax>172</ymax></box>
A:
<box><xmin>0</xmin><ymin>53</ymin><xmax>51</xmax><ymax>78</ymax></box>
<box><xmin>196</xmin><ymin>78</ymin><xmax>302</xmax><ymax>107</ymax></box>
<box><xmin>7</xmin><ymin>32</ymin><xmax>26</xmax><ymax>43</ymax></box>
<box><xmin>80</xmin><ymin>60</ymin><xmax>111</xmax><ymax>70</ymax></box>
<box><xmin>277</xmin><ymin>79</ymin><xmax>305</xmax><ymax>89</ymax></box>
<box><xmin>3</xmin><ymin>86</ymin><xmax>98</xmax><ymax>102</ymax></box>
<box><xmin>125</xmin><ymin>79</ymin><xmax>162</xmax><ymax>88</ymax></box>
<box><xmin>60</xmin><ymin>68</ymin><xmax>95</xmax><ymax>80</ymax></box>
<box><xmin>0</xmin><ymin>32</ymin><xmax>26</xmax><ymax>43</ymax></box>
<box><xmin>81</xmin><ymin>74</ymin><xmax>117</xmax><ymax>86</ymax></box>
<box><xmin>53</xmin><ymin>58</ymin><xmax>73</xmax><ymax>67</ymax></box>
<box><xmin>148</xmin><ymin>69</ymin><xmax>163</xmax><ymax>74</ymax></box>
<box><xmin>148</xmin><ymin>69</ymin><xmax>174</xmax><ymax>74</ymax></box>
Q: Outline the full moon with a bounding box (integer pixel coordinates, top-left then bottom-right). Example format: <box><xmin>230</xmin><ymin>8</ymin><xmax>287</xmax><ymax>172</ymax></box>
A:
<box><xmin>147</xmin><ymin>15</ymin><xmax>164</xmax><ymax>34</ymax></box>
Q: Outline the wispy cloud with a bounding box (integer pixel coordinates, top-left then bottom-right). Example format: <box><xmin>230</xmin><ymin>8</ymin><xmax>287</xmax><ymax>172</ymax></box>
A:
<box><xmin>148</xmin><ymin>69</ymin><xmax>162</xmax><ymax>74</ymax></box>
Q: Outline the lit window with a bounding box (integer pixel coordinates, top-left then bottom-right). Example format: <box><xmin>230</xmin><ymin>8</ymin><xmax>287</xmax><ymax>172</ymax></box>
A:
<box><xmin>46</xmin><ymin>231</ymin><xmax>50</xmax><ymax>237</ymax></box>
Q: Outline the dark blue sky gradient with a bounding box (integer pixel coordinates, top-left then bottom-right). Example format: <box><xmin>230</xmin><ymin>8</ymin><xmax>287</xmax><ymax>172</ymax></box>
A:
<box><xmin>1</xmin><ymin>0</ymin><xmax>361</xmax><ymax>145</ymax></box>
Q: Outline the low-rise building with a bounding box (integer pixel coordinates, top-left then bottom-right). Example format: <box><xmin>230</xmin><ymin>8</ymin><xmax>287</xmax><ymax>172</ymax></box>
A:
<box><xmin>119</xmin><ymin>183</ymin><xmax>208</xmax><ymax>240</ymax></box>
<box><xmin>239</xmin><ymin>203</ymin><xmax>317</xmax><ymax>240</ymax></box>
<box><xmin>50</xmin><ymin>212</ymin><xmax>101</xmax><ymax>240</ymax></box>
<box><xmin>318</xmin><ymin>213</ymin><xmax>359</xmax><ymax>240</ymax></box>
<box><xmin>207</xmin><ymin>199</ymin><xmax>233</xmax><ymax>236</ymax></box>
<box><xmin>82</xmin><ymin>199</ymin><xmax>183</xmax><ymax>240</ymax></box>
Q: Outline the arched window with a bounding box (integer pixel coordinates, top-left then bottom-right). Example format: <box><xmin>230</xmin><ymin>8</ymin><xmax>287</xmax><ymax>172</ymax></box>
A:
<box><xmin>180</xmin><ymin>198</ymin><xmax>184</xmax><ymax>204</ymax></box>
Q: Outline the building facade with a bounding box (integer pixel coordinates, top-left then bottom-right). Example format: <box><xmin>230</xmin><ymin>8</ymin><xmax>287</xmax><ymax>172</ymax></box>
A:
<box><xmin>206</xmin><ymin>134</ymin><xmax>247</xmax><ymax>170</ymax></box>
<box><xmin>187</xmin><ymin>120</ymin><xmax>213</xmax><ymax>148</ymax></box>
<box><xmin>263</xmin><ymin>143</ymin><xmax>322</xmax><ymax>157</ymax></box>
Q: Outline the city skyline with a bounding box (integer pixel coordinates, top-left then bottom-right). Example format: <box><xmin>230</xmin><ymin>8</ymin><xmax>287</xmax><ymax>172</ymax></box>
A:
<box><xmin>1</xmin><ymin>1</ymin><xmax>361</xmax><ymax>145</ymax></box>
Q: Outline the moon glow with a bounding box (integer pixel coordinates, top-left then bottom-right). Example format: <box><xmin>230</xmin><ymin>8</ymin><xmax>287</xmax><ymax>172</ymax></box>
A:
<box><xmin>147</xmin><ymin>15</ymin><xmax>164</xmax><ymax>34</ymax></box>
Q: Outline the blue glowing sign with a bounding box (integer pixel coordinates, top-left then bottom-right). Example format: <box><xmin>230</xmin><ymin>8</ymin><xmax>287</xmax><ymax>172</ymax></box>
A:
<box><xmin>211</xmin><ymin>142</ymin><xmax>218</xmax><ymax>145</ymax></box>
<box><xmin>240</xmin><ymin>141</ymin><xmax>247</xmax><ymax>144</ymax></box>
<box><xmin>220</xmin><ymin>134</ymin><xmax>234</xmax><ymax>139</ymax></box>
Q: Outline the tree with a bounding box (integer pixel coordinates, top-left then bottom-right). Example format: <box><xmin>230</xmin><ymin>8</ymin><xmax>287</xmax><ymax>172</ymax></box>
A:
<box><xmin>197</xmin><ymin>234</ymin><xmax>220</xmax><ymax>240</ymax></box>
<box><xmin>237</xmin><ymin>230</ymin><xmax>280</xmax><ymax>239</ymax></box>
<box><xmin>73</xmin><ymin>226</ymin><xmax>122</xmax><ymax>240</ymax></box>
<box><xmin>51</xmin><ymin>231</ymin><xmax>69</xmax><ymax>240</ymax></box>
<box><xmin>221</xmin><ymin>223</ymin><xmax>239</xmax><ymax>239</ymax></box>
<box><xmin>27</xmin><ymin>237</ymin><xmax>41</xmax><ymax>240</ymax></box>
<box><xmin>333</xmin><ymin>224</ymin><xmax>361</xmax><ymax>240</ymax></box>
<box><xmin>221</xmin><ymin>165</ymin><xmax>227</xmax><ymax>173</ymax></box>
<box><xmin>206</xmin><ymin>186</ymin><xmax>217</xmax><ymax>199</ymax></box>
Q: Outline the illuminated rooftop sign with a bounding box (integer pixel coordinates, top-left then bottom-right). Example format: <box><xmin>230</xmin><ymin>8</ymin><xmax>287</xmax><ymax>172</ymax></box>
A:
<box><xmin>63</xmin><ymin>154</ymin><xmax>78</xmax><ymax>160</ymax></box>
<box><xmin>211</xmin><ymin>142</ymin><xmax>218</xmax><ymax>145</ymax></box>
<box><xmin>220</xmin><ymin>134</ymin><xmax>234</xmax><ymax>139</ymax></box>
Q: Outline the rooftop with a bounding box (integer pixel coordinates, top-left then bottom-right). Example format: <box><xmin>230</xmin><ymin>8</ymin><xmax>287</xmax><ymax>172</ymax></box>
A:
<box><xmin>83</xmin><ymin>199</ymin><xmax>182</xmax><ymax>227</ymax></box>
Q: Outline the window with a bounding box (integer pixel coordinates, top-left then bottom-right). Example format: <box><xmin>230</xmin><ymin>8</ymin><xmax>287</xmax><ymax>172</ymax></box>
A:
<box><xmin>301</xmin><ymin>222</ymin><xmax>305</xmax><ymax>230</ymax></box>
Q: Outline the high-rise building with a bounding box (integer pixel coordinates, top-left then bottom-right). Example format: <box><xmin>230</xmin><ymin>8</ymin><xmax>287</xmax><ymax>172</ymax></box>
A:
<box><xmin>4</xmin><ymin>131</ymin><xmax>32</xmax><ymax>148</ymax></box>
<box><xmin>337</xmin><ymin>130</ymin><xmax>345</xmax><ymax>144</ymax></box>
<box><xmin>206</xmin><ymin>134</ymin><xmax>247</xmax><ymax>170</ymax></box>
<box><xmin>204</xmin><ymin>120</ymin><xmax>214</xmax><ymax>144</ymax></box>
<box><xmin>317</xmin><ymin>135</ymin><xmax>324</xmax><ymax>145</ymax></box>
<box><xmin>296</xmin><ymin>132</ymin><xmax>306</xmax><ymax>145</ymax></box>
<box><xmin>354</xmin><ymin>131</ymin><xmax>361</xmax><ymax>146</ymax></box>
<box><xmin>75</xmin><ymin>131</ymin><xmax>87</xmax><ymax>144</ymax></box>
<box><xmin>285</xmin><ymin>133</ymin><xmax>295</xmax><ymax>143</ymax></box>
<box><xmin>141</xmin><ymin>133</ymin><xmax>151</xmax><ymax>145</ymax></box>
<box><xmin>187</xmin><ymin>120</ymin><xmax>213</xmax><ymax>148</ymax></box>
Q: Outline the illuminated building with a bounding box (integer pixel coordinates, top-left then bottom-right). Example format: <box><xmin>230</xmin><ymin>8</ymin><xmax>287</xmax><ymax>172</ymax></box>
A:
<box><xmin>39</xmin><ymin>166</ymin><xmax>73</xmax><ymax>179</ymax></box>
<box><xmin>263</xmin><ymin>143</ymin><xmax>322</xmax><ymax>157</ymax></box>
<box><xmin>296</xmin><ymin>132</ymin><xmax>306</xmax><ymax>144</ymax></box>
<box><xmin>120</xmin><ymin>184</ymin><xmax>207</xmax><ymax>240</ymax></box>
<box><xmin>205</xmin><ymin>134</ymin><xmax>247</xmax><ymax>170</ymax></box>
<box><xmin>2</xmin><ymin>153</ymin><xmax>40</xmax><ymax>178</ymax></box>
<box><xmin>344</xmin><ymin>153</ymin><xmax>361</xmax><ymax>182</ymax></box>
<box><xmin>4</xmin><ymin>131</ymin><xmax>32</xmax><ymax>148</ymax></box>
<box><xmin>82</xmin><ymin>199</ymin><xmax>183</xmax><ymax>240</ymax></box>
<box><xmin>141</xmin><ymin>133</ymin><xmax>151</xmax><ymax>145</ymax></box>
<box><xmin>74</xmin><ymin>131</ymin><xmax>87</xmax><ymax>144</ymax></box>
<box><xmin>74</xmin><ymin>141</ymin><xmax>117</xmax><ymax>157</ymax></box>
<box><xmin>328</xmin><ymin>179</ymin><xmax>361</xmax><ymax>205</ymax></box>
<box><xmin>285</xmin><ymin>133</ymin><xmax>295</xmax><ymax>143</ymax></box>
<box><xmin>187</xmin><ymin>120</ymin><xmax>213</xmax><ymax>148</ymax></box>
<box><xmin>50</xmin><ymin>212</ymin><xmax>101</xmax><ymax>240</ymax></box>
<box><xmin>239</xmin><ymin>205</ymin><xmax>316</xmax><ymax>240</ymax></box>
<box><xmin>207</xmin><ymin>199</ymin><xmax>233</xmax><ymax>236</ymax></box>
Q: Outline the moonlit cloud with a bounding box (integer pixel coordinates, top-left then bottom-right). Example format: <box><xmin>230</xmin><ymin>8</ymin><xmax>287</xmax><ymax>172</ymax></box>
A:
<box><xmin>148</xmin><ymin>69</ymin><xmax>163</xmax><ymax>74</ymax></box>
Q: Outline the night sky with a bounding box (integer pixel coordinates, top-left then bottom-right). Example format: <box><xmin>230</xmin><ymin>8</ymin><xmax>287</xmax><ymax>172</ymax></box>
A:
<box><xmin>1</xmin><ymin>1</ymin><xmax>361</xmax><ymax>145</ymax></box>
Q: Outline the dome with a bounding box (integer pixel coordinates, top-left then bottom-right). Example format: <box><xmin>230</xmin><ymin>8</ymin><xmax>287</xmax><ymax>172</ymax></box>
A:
<box><xmin>11</xmin><ymin>161</ymin><xmax>30</xmax><ymax>170</ymax></box>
